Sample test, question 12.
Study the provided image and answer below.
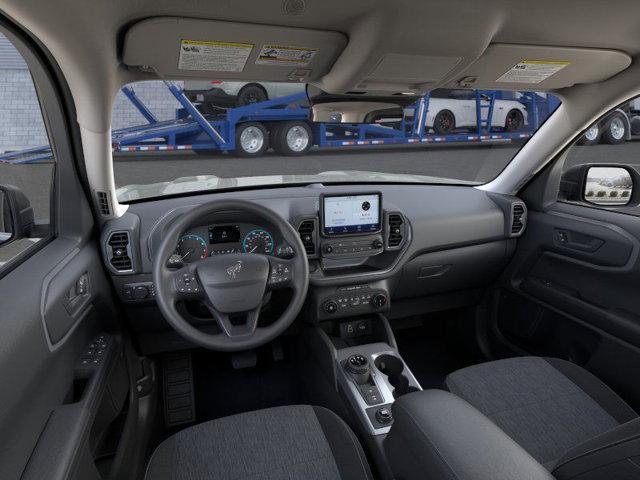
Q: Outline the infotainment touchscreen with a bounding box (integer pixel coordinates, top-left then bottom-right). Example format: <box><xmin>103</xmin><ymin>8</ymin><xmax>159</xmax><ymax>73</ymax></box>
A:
<box><xmin>322</xmin><ymin>193</ymin><xmax>382</xmax><ymax>235</ymax></box>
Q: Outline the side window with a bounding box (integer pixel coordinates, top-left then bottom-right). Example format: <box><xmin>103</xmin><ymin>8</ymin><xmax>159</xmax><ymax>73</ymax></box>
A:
<box><xmin>560</xmin><ymin>96</ymin><xmax>640</xmax><ymax>215</ymax></box>
<box><xmin>0</xmin><ymin>32</ymin><xmax>54</xmax><ymax>269</ymax></box>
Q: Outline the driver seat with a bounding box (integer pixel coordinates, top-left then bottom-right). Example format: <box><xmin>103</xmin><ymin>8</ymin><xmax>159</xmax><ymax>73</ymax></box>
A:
<box><xmin>145</xmin><ymin>405</ymin><xmax>373</xmax><ymax>480</ymax></box>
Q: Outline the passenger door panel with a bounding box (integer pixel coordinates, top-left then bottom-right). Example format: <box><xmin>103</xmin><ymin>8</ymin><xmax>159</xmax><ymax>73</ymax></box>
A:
<box><xmin>494</xmin><ymin>201</ymin><xmax>640</xmax><ymax>409</ymax></box>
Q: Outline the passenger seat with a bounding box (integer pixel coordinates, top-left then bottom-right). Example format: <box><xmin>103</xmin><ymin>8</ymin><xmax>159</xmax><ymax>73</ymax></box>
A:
<box><xmin>445</xmin><ymin>357</ymin><xmax>638</xmax><ymax>471</ymax></box>
<box><xmin>384</xmin><ymin>357</ymin><xmax>640</xmax><ymax>480</ymax></box>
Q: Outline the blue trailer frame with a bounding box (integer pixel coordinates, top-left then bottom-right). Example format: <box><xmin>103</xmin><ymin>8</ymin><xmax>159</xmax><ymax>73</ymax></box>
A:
<box><xmin>1</xmin><ymin>82</ymin><xmax>560</xmax><ymax>163</ymax></box>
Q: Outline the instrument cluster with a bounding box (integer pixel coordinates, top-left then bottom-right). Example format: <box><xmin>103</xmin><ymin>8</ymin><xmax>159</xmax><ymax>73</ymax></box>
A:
<box><xmin>170</xmin><ymin>223</ymin><xmax>281</xmax><ymax>266</ymax></box>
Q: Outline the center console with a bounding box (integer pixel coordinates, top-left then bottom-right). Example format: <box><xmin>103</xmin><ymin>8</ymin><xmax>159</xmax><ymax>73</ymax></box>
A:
<box><xmin>304</xmin><ymin>315</ymin><xmax>422</xmax><ymax>479</ymax></box>
<box><xmin>337</xmin><ymin>343</ymin><xmax>422</xmax><ymax>435</ymax></box>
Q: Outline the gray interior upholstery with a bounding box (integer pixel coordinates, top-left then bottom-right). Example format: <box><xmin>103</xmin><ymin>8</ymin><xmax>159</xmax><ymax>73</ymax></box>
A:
<box><xmin>385</xmin><ymin>389</ymin><xmax>555</xmax><ymax>480</ymax></box>
<box><xmin>445</xmin><ymin>357</ymin><xmax>638</xmax><ymax>469</ymax></box>
<box><xmin>144</xmin><ymin>405</ymin><xmax>372</xmax><ymax>480</ymax></box>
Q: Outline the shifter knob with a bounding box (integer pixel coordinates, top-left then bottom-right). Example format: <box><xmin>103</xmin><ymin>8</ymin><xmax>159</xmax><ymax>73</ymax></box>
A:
<box><xmin>345</xmin><ymin>354</ymin><xmax>371</xmax><ymax>384</ymax></box>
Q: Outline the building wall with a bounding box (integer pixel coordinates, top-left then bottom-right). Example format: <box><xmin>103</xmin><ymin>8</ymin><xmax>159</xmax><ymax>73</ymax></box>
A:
<box><xmin>0</xmin><ymin>33</ymin><xmax>184</xmax><ymax>152</ymax></box>
<box><xmin>111</xmin><ymin>81</ymin><xmax>185</xmax><ymax>131</ymax></box>
<box><xmin>0</xmin><ymin>69</ymin><xmax>49</xmax><ymax>152</ymax></box>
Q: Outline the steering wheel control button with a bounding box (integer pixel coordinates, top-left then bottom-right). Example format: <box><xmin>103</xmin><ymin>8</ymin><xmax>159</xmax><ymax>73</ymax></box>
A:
<box><xmin>175</xmin><ymin>273</ymin><xmax>200</xmax><ymax>295</ymax></box>
<box><xmin>269</xmin><ymin>262</ymin><xmax>292</xmax><ymax>286</ymax></box>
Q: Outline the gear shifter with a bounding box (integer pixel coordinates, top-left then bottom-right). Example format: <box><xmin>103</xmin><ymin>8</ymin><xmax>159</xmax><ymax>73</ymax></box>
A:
<box><xmin>345</xmin><ymin>354</ymin><xmax>371</xmax><ymax>384</ymax></box>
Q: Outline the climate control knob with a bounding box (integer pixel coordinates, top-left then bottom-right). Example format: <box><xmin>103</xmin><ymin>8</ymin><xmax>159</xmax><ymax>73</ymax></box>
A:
<box><xmin>372</xmin><ymin>294</ymin><xmax>388</xmax><ymax>309</ymax></box>
<box><xmin>324</xmin><ymin>244</ymin><xmax>334</xmax><ymax>254</ymax></box>
<box><xmin>324</xmin><ymin>300</ymin><xmax>338</xmax><ymax>314</ymax></box>
<box><xmin>373</xmin><ymin>239</ymin><xmax>384</xmax><ymax>249</ymax></box>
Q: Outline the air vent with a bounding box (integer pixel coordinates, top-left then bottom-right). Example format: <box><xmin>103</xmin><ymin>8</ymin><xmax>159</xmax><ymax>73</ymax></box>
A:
<box><xmin>387</xmin><ymin>213</ymin><xmax>404</xmax><ymax>248</ymax></box>
<box><xmin>107</xmin><ymin>231</ymin><xmax>133</xmax><ymax>272</ymax></box>
<box><xmin>96</xmin><ymin>191</ymin><xmax>111</xmax><ymax>216</ymax></box>
<box><xmin>511</xmin><ymin>203</ymin><xmax>527</xmax><ymax>236</ymax></box>
<box><xmin>298</xmin><ymin>220</ymin><xmax>316</xmax><ymax>256</ymax></box>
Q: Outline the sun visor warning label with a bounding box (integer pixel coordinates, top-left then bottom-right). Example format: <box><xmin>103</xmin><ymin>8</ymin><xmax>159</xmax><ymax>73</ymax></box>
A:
<box><xmin>497</xmin><ymin>60</ymin><xmax>570</xmax><ymax>84</ymax></box>
<box><xmin>256</xmin><ymin>45</ymin><xmax>318</xmax><ymax>66</ymax></box>
<box><xmin>178</xmin><ymin>40</ymin><xmax>253</xmax><ymax>72</ymax></box>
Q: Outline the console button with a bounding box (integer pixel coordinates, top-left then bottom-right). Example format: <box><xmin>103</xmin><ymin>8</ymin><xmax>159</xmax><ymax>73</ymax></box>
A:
<box><xmin>324</xmin><ymin>300</ymin><xmax>338</xmax><ymax>314</ymax></box>
<box><xmin>375</xmin><ymin>406</ymin><xmax>393</xmax><ymax>424</ymax></box>
<box><xmin>373</xmin><ymin>239</ymin><xmax>384</xmax><ymax>249</ymax></box>
<box><xmin>324</xmin><ymin>244</ymin><xmax>334</xmax><ymax>254</ymax></box>
<box><xmin>372</xmin><ymin>294</ymin><xmax>388</xmax><ymax>309</ymax></box>
<box><xmin>133</xmin><ymin>285</ymin><xmax>149</xmax><ymax>300</ymax></box>
<box><xmin>346</xmin><ymin>354</ymin><xmax>369</xmax><ymax>375</ymax></box>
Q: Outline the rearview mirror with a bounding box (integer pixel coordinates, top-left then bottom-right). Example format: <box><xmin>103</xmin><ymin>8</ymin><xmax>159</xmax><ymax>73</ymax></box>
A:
<box><xmin>584</xmin><ymin>167</ymin><xmax>633</xmax><ymax>206</ymax></box>
<box><xmin>0</xmin><ymin>185</ymin><xmax>34</xmax><ymax>246</ymax></box>
<box><xmin>306</xmin><ymin>85</ymin><xmax>417</xmax><ymax>124</ymax></box>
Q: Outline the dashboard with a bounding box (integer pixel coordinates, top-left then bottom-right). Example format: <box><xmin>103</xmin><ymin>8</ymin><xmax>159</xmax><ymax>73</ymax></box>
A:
<box><xmin>100</xmin><ymin>183</ymin><xmax>527</xmax><ymax>353</ymax></box>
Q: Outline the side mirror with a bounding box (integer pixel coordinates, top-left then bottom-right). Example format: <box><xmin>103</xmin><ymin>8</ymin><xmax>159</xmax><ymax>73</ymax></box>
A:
<box><xmin>0</xmin><ymin>185</ymin><xmax>34</xmax><ymax>246</ymax></box>
<box><xmin>584</xmin><ymin>166</ymin><xmax>633</xmax><ymax>206</ymax></box>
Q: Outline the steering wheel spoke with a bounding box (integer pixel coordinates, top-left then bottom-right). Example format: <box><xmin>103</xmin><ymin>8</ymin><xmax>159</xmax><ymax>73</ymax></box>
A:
<box><xmin>267</xmin><ymin>257</ymin><xmax>295</xmax><ymax>290</ymax></box>
<box><xmin>205</xmin><ymin>304</ymin><xmax>261</xmax><ymax>338</ymax></box>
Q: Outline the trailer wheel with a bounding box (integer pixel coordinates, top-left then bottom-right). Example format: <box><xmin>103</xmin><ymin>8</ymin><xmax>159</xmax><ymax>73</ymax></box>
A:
<box><xmin>272</xmin><ymin>121</ymin><xmax>313</xmax><ymax>156</ymax></box>
<box><xmin>504</xmin><ymin>109</ymin><xmax>524</xmax><ymax>132</ymax></box>
<box><xmin>433</xmin><ymin>110</ymin><xmax>455</xmax><ymax>134</ymax></box>
<box><xmin>236</xmin><ymin>84</ymin><xmax>268</xmax><ymax>106</ymax></box>
<box><xmin>580</xmin><ymin>124</ymin><xmax>601</xmax><ymax>145</ymax></box>
<box><xmin>601</xmin><ymin>113</ymin><xmax>626</xmax><ymax>145</ymax></box>
<box><xmin>235</xmin><ymin>122</ymin><xmax>269</xmax><ymax>157</ymax></box>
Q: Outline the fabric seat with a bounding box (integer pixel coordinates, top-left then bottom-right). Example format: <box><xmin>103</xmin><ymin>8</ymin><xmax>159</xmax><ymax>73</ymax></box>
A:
<box><xmin>445</xmin><ymin>356</ymin><xmax>638</xmax><ymax>469</ymax></box>
<box><xmin>145</xmin><ymin>405</ymin><xmax>373</xmax><ymax>480</ymax></box>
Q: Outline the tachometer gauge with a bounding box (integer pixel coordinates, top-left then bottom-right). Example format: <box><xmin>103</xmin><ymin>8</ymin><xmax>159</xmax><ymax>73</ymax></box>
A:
<box><xmin>242</xmin><ymin>229</ymin><xmax>274</xmax><ymax>255</ymax></box>
<box><xmin>176</xmin><ymin>234</ymin><xmax>208</xmax><ymax>263</ymax></box>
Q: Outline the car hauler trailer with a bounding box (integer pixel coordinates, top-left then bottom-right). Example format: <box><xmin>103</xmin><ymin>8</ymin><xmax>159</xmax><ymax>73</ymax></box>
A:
<box><xmin>1</xmin><ymin>83</ymin><xmax>559</xmax><ymax>164</ymax></box>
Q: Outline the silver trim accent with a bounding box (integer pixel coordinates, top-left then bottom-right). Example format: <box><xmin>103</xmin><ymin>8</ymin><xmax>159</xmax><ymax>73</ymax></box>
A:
<box><xmin>336</xmin><ymin>347</ymin><xmax>422</xmax><ymax>435</ymax></box>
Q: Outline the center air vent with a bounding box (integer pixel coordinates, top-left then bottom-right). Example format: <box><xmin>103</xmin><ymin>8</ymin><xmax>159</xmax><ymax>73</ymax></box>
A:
<box><xmin>387</xmin><ymin>213</ymin><xmax>405</xmax><ymax>248</ymax></box>
<box><xmin>511</xmin><ymin>203</ymin><xmax>527</xmax><ymax>236</ymax></box>
<box><xmin>107</xmin><ymin>231</ymin><xmax>133</xmax><ymax>272</ymax></box>
<box><xmin>298</xmin><ymin>219</ymin><xmax>316</xmax><ymax>256</ymax></box>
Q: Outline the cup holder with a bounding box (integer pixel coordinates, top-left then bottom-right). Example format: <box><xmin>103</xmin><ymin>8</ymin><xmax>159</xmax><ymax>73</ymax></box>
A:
<box><xmin>374</xmin><ymin>354</ymin><xmax>420</xmax><ymax>398</ymax></box>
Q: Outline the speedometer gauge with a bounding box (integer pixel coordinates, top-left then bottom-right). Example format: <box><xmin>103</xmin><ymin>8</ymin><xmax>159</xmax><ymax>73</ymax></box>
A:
<box><xmin>243</xmin><ymin>229</ymin><xmax>274</xmax><ymax>255</ymax></box>
<box><xmin>176</xmin><ymin>234</ymin><xmax>208</xmax><ymax>263</ymax></box>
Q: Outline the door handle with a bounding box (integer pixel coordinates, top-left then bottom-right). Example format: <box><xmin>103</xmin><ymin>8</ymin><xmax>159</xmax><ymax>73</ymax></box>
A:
<box><xmin>63</xmin><ymin>272</ymin><xmax>91</xmax><ymax>317</ymax></box>
<box><xmin>554</xmin><ymin>229</ymin><xmax>604</xmax><ymax>253</ymax></box>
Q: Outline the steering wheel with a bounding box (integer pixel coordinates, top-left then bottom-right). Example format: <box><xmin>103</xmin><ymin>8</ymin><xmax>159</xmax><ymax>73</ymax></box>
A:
<box><xmin>152</xmin><ymin>199</ymin><xmax>309</xmax><ymax>351</ymax></box>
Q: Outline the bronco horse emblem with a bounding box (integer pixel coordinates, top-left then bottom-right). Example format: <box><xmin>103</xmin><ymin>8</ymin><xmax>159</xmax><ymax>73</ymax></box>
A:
<box><xmin>225</xmin><ymin>260</ymin><xmax>243</xmax><ymax>280</ymax></box>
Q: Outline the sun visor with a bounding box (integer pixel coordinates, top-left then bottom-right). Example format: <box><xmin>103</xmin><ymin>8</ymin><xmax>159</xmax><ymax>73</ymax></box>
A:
<box><xmin>122</xmin><ymin>17</ymin><xmax>347</xmax><ymax>82</ymax></box>
<box><xmin>446</xmin><ymin>43</ymin><xmax>631</xmax><ymax>91</ymax></box>
<box><xmin>355</xmin><ymin>54</ymin><xmax>462</xmax><ymax>92</ymax></box>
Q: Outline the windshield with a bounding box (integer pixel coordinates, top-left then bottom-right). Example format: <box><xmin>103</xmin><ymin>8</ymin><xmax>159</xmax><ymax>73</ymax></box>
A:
<box><xmin>110</xmin><ymin>81</ymin><xmax>560</xmax><ymax>202</ymax></box>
